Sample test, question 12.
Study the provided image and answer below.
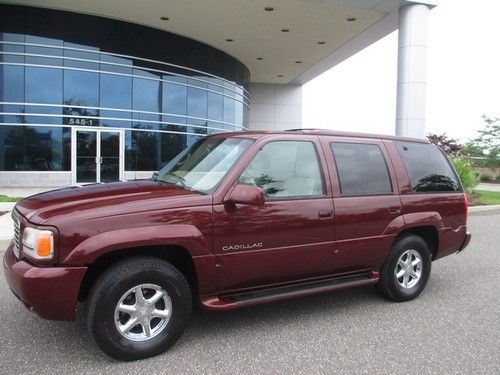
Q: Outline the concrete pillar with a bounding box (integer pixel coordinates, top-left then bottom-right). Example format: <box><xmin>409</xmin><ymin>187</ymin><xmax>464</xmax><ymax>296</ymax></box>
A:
<box><xmin>395</xmin><ymin>4</ymin><xmax>430</xmax><ymax>138</ymax></box>
<box><xmin>248</xmin><ymin>83</ymin><xmax>302</xmax><ymax>131</ymax></box>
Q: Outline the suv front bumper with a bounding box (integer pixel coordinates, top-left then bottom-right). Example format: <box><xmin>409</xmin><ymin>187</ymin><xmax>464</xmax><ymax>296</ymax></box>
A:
<box><xmin>3</xmin><ymin>242</ymin><xmax>87</xmax><ymax>320</ymax></box>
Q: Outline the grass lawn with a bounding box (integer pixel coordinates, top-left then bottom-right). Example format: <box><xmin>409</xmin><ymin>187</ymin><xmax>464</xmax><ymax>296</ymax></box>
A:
<box><xmin>475</xmin><ymin>190</ymin><xmax>500</xmax><ymax>205</ymax></box>
<box><xmin>0</xmin><ymin>195</ymin><xmax>23</xmax><ymax>202</ymax></box>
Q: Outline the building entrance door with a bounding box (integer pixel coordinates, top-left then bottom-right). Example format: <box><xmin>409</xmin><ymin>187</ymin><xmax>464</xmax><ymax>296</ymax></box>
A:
<box><xmin>71</xmin><ymin>128</ymin><xmax>124</xmax><ymax>185</ymax></box>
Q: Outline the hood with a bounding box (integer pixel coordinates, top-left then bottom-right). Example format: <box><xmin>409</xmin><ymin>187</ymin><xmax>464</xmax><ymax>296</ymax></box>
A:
<box><xmin>15</xmin><ymin>180</ymin><xmax>208</xmax><ymax>225</ymax></box>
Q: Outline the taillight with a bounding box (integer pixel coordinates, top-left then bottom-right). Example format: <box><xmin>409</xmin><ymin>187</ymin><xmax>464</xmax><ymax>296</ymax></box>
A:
<box><xmin>463</xmin><ymin>193</ymin><xmax>468</xmax><ymax>220</ymax></box>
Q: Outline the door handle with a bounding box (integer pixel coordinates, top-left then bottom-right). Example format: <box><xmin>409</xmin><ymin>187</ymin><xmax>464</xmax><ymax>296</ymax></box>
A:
<box><xmin>318</xmin><ymin>210</ymin><xmax>333</xmax><ymax>218</ymax></box>
<box><xmin>388</xmin><ymin>206</ymin><xmax>401</xmax><ymax>214</ymax></box>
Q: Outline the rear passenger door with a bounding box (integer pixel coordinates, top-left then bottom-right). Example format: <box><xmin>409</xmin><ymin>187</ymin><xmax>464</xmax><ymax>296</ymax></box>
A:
<box><xmin>320</xmin><ymin>137</ymin><xmax>402</xmax><ymax>272</ymax></box>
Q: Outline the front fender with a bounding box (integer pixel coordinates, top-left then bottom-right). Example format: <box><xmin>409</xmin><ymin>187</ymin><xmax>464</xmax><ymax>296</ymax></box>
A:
<box><xmin>62</xmin><ymin>224</ymin><xmax>210</xmax><ymax>265</ymax></box>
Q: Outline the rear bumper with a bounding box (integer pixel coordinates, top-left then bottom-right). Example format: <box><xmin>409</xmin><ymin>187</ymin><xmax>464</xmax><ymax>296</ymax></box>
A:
<box><xmin>457</xmin><ymin>232</ymin><xmax>471</xmax><ymax>253</ymax></box>
<box><xmin>3</xmin><ymin>242</ymin><xmax>87</xmax><ymax>320</ymax></box>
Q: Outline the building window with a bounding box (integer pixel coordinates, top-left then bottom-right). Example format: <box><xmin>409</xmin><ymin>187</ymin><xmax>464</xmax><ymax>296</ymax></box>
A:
<box><xmin>0</xmin><ymin>126</ymin><xmax>70</xmax><ymax>171</ymax></box>
<box><xmin>0</xmin><ymin>4</ymin><xmax>250</xmax><ymax>174</ymax></box>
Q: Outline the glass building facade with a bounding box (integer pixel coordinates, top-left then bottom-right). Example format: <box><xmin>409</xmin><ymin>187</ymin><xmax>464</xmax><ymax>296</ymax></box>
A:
<box><xmin>0</xmin><ymin>5</ymin><xmax>250</xmax><ymax>185</ymax></box>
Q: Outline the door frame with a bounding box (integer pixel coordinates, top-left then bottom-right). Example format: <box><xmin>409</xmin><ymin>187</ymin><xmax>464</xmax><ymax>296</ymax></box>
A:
<box><xmin>71</xmin><ymin>126</ymin><xmax>124</xmax><ymax>185</ymax></box>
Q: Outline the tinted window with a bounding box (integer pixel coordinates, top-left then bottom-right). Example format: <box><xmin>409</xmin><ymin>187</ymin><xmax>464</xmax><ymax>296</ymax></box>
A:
<box><xmin>0</xmin><ymin>125</ymin><xmax>70</xmax><ymax>171</ymax></box>
<box><xmin>240</xmin><ymin>141</ymin><xmax>324</xmax><ymax>198</ymax></box>
<box><xmin>331</xmin><ymin>143</ymin><xmax>392</xmax><ymax>196</ymax></box>
<box><xmin>395</xmin><ymin>142</ymin><xmax>461</xmax><ymax>192</ymax></box>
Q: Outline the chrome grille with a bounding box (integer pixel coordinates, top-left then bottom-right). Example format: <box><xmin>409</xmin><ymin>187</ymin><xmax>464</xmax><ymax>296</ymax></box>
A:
<box><xmin>12</xmin><ymin>213</ymin><xmax>21</xmax><ymax>259</ymax></box>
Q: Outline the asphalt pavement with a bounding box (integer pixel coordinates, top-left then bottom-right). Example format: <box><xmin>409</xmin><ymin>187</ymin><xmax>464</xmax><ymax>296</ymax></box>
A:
<box><xmin>0</xmin><ymin>211</ymin><xmax>498</xmax><ymax>374</ymax></box>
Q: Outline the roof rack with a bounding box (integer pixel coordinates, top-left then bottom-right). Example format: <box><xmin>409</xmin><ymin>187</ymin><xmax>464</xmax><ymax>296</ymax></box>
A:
<box><xmin>285</xmin><ymin>128</ymin><xmax>321</xmax><ymax>132</ymax></box>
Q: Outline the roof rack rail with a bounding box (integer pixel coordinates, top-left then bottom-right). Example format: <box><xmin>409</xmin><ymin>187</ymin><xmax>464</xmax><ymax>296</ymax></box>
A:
<box><xmin>285</xmin><ymin>128</ymin><xmax>321</xmax><ymax>132</ymax></box>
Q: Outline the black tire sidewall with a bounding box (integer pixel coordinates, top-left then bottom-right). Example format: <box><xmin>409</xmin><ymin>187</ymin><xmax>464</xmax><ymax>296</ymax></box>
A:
<box><xmin>89</xmin><ymin>260</ymin><xmax>191</xmax><ymax>361</ymax></box>
<box><xmin>383</xmin><ymin>235</ymin><xmax>432</xmax><ymax>301</ymax></box>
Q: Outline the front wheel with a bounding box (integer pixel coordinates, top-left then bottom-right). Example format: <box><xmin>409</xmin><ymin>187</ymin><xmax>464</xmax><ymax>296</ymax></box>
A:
<box><xmin>86</xmin><ymin>257</ymin><xmax>192</xmax><ymax>360</ymax></box>
<box><xmin>376</xmin><ymin>234</ymin><xmax>432</xmax><ymax>302</ymax></box>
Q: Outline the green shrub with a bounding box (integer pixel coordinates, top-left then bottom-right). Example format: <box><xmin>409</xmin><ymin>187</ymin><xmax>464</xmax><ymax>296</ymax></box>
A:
<box><xmin>452</xmin><ymin>158</ymin><xmax>478</xmax><ymax>192</ymax></box>
<box><xmin>479</xmin><ymin>174</ymin><xmax>493</xmax><ymax>182</ymax></box>
<box><xmin>496</xmin><ymin>175</ymin><xmax>500</xmax><ymax>182</ymax></box>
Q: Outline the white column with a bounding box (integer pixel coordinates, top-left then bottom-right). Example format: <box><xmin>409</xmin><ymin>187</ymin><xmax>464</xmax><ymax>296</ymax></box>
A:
<box><xmin>395</xmin><ymin>4</ymin><xmax>430</xmax><ymax>138</ymax></box>
<box><xmin>248</xmin><ymin>83</ymin><xmax>302</xmax><ymax>131</ymax></box>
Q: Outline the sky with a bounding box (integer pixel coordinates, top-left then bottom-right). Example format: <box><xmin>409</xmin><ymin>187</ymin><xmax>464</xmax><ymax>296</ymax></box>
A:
<box><xmin>302</xmin><ymin>0</ymin><xmax>500</xmax><ymax>143</ymax></box>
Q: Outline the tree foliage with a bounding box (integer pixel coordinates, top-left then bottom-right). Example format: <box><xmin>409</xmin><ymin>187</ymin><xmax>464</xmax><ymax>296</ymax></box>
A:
<box><xmin>462</xmin><ymin>116</ymin><xmax>500</xmax><ymax>163</ymax></box>
<box><xmin>426</xmin><ymin>133</ymin><xmax>461</xmax><ymax>157</ymax></box>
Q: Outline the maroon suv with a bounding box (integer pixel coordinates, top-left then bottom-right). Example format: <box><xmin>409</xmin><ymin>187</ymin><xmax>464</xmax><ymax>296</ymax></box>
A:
<box><xmin>3</xmin><ymin>130</ymin><xmax>471</xmax><ymax>360</ymax></box>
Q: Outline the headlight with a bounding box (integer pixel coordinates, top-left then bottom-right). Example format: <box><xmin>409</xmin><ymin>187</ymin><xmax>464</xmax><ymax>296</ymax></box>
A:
<box><xmin>22</xmin><ymin>227</ymin><xmax>54</xmax><ymax>260</ymax></box>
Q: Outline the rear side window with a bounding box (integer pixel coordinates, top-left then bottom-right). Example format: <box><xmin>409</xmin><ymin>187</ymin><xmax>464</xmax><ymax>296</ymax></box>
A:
<box><xmin>331</xmin><ymin>142</ymin><xmax>392</xmax><ymax>196</ymax></box>
<box><xmin>395</xmin><ymin>142</ymin><xmax>461</xmax><ymax>192</ymax></box>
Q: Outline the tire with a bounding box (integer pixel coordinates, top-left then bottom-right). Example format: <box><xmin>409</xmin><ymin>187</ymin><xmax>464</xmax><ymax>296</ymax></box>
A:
<box><xmin>376</xmin><ymin>234</ymin><xmax>432</xmax><ymax>302</ymax></box>
<box><xmin>86</xmin><ymin>256</ymin><xmax>192</xmax><ymax>361</ymax></box>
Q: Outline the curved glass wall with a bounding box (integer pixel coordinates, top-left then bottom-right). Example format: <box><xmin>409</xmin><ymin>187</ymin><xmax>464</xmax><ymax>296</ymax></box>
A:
<box><xmin>0</xmin><ymin>5</ymin><xmax>250</xmax><ymax>172</ymax></box>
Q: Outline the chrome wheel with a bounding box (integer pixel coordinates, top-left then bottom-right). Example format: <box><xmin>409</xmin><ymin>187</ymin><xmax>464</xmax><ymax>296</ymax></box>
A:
<box><xmin>114</xmin><ymin>283</ymin><xmax>172</xmax><ymax>342</ymax></box>
<box><xmin>394</xmin><ymin>249</ymin><xmax>423</xmax><ymax>289</ymax></box>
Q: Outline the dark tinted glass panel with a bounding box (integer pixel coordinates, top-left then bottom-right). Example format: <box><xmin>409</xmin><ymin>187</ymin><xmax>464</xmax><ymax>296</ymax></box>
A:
<box><xmin>100</xmin><ymin>74</ymin><xmax>132</xmax><ymax>109</ymax></box>
<box><xmin>187</xmin><ymin>87</ymin><xmax>207</xmax><ymax>118</ymax></box>
<box><xmin>160</xmin><ymin>133</ymin><xmax>188</xmax><ymax>166</ymax></box>
<box><xmin>0</xmin><ymin>65</ymin><xmax>24</xmax><ymax>123</ymax></box>
<box><xmin>0</xmin><ymin>125</ymin><xmax>70</xmax><ymax>171</ymax></box>
<box><xmin>133</xmin><ymin>75</ymin><xmax>160</xmax><ymax>130</ymax></box>
<box><xmin>25</xmin><ymin>67</ymin><xmax>62</xmax><ymax>124</ymax></box>
<box><xmin>240</xmin><ymin>141</ymin><xmax>324</xmax><ymax>198</ymax></box>
<box><xmin>223</xmin><ymin>96</ymin><xmax>235</xmax><ymax>128</ymax></box>
<box><xmin>163</xmin><ymin>81</ymin><xmax>187</xmax><ymax>115</ymax></box>
<box><xmin>395</xmin><ymin>142</ymin><xmax>461</xmax><ymax>192</ymax></box>
<box><xmin>100</xmin><ymin>131</ymin><xmax>120</xmax><ymax>182</ymax></box>
<box><xmin>127</xmin><ymin>130</ymin><xmax>159</xmax><ymax>171</ymax></box>
<box><xmin>331</xmin><ymin>143</ymin><xmax>392</xmax><ymax>196</ymax></box>
<box><xmin>64</xmin><ymin>42</ymin><xmax>99</xmax><ymax>69</ymax></box>
<box><xmin>25</xmin><ymin>35</ymin><xmax>63</xmax><ymax>66</ymax></box>
<box><xmin>208</xmin><ymin>93</ymin><xmax>223</xmax><ymax>123</ymax></box>
<box><xmin>100</xmin><ymin>74</ymin><xmax>132</xmax><ymax>128</ymax></box>
<box><xmin>0</xmin><ymin>35</ymin><xmax>24</xmax><ymax>62</ymax></box>
<box><xmin>76</xmin><ymin>130</ymin><xmax>97</xmax><ymax>182</ymax></box>
<box><xmin>64</xmin><ymin>70</ymin><xmax>99</xmax><ymax>107</ymax></box>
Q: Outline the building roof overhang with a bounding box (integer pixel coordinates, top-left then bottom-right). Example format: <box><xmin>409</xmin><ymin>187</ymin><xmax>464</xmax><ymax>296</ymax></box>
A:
<box><xmin>2</xmin><ymin>0</ymin><xmax>437</xmax><ymax>84</ymax></box>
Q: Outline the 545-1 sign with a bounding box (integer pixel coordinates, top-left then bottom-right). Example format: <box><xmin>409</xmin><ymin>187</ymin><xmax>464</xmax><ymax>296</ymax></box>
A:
<box><xmin>65</xmin><ymin>117</ymin><xmax>97</xmax><ymax>126</ymax></box>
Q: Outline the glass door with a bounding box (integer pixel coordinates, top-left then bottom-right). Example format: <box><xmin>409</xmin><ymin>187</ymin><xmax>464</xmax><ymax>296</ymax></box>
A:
<box><xmin>72</xmin><ymin>128</ymin><xmax>123</xmax><ymax>185</ymax></box>
<box><xmin>76</xmin><ymin>129</ymin><xmax>98</xmax><ymax>184</ymax></box>
<box><xmin>100</xmin><ymin>131</ymin><xmax>120</xmax><ymax>183</ymax></box>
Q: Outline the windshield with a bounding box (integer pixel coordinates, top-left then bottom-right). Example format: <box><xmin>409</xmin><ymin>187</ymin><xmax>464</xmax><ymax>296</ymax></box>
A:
<box><xmin>153</xmin><ymin>137</ymin><xmax>253</xmax><ymax>193</ymax></box>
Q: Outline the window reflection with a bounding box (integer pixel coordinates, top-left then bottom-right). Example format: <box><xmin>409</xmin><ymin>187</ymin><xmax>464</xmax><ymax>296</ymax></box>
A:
<box><xmin>0</xmin><ymin>126</ymin><xmax>70</xmax><ymax>171</ymax></box>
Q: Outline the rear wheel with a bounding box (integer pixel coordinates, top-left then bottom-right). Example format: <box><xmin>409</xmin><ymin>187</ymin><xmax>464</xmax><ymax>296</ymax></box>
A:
<box><xmin>376</xmin><ymin>234</ymin><xmax>431</xmax><ymax>302</ymax></box>
<box><xmin>86</xmin><ymin>256</ymin><xmax>192</xmax><ymax>360</ymax></box>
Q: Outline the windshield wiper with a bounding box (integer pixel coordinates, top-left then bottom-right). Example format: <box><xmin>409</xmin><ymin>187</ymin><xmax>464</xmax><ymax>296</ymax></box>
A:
<box><xmin>164</xmin><ymin>171</ymin><xmax>187</xmax><ymax>188</ymax></box>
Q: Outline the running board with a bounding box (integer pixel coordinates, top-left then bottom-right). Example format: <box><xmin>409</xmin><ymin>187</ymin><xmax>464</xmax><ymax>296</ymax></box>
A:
<box><xmin>200</xmin><ymin>273</ymin><xmax>378</xmax><ymax>311</ymax></box>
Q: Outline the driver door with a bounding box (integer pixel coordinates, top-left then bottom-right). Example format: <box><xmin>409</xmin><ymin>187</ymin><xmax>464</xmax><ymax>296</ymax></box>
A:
<box><xmin>212</xmin><ymin>137</ymin><xmax>335</xmax><ymax>292</ymax></box>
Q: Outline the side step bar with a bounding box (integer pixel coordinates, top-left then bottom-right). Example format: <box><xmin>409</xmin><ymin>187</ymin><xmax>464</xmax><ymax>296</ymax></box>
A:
<box><xmin>200</xmin><ymin>273</ymin><xmax>378</xmax><ymax>311</ymax></box>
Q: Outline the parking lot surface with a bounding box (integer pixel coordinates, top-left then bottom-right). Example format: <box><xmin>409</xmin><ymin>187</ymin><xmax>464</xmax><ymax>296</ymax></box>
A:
<box><xmin>0</xmin><ymin>211</ymin><xmax>498</xmax><ymax>374</ymax></box>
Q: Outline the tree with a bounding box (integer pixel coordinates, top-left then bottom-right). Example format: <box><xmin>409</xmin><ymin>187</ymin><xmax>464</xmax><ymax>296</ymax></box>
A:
<box><xmin>426</xmin><ymin>133</ymin><xmax>461</xmax><ymax>156</ymax></box>
<box><xmin>462</xmin><ymin>116</ymin><xmax>500</xmax><ymax>167</ymax></box>
<box><xmin>463</xmin><ymin>115</ymin><xmax>500</xmax><ymax>158</ymax></box>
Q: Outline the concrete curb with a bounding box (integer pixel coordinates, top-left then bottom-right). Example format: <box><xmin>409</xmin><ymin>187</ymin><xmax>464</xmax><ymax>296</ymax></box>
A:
<box><xmin>468</xmin><ymin>204</ymin><xmax>500</xmax><ymax>213</ymax></box>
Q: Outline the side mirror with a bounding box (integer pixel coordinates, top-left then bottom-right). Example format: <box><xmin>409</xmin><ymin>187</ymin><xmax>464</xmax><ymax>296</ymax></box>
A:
<box><xmin>225</xmin><ymin>184</ymin><xmax>265</xmax><ymax>206</ymax></box>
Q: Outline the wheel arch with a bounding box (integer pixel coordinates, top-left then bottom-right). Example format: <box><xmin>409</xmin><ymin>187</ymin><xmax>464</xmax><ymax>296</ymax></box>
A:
<box><xmin>393</xmin><ymin>225</ymin><xmax>439</xmax><ymax>259</ymax></box>
<box><xmin>77</xmin><ymin>244</ymin><xmax>199</xmax><ymax>303</ymax></box>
